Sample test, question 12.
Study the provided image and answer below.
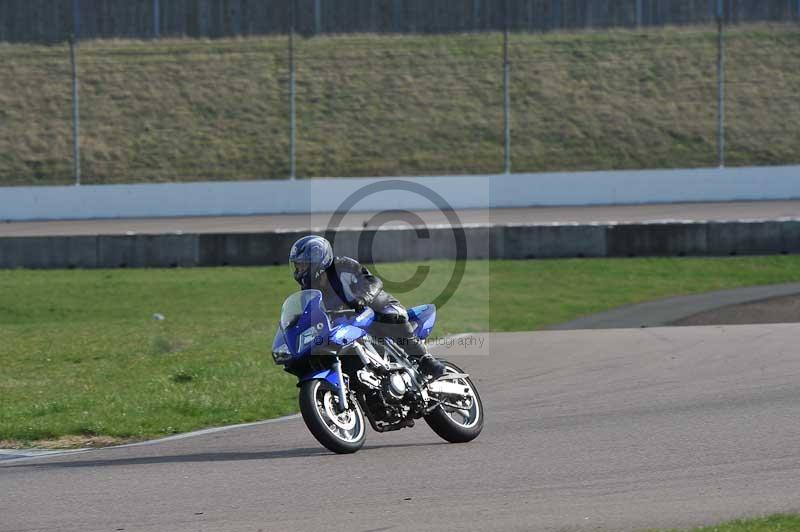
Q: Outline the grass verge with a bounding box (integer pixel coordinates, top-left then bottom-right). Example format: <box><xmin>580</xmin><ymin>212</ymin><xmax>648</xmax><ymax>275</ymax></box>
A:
<box><xmin>649</xmin><ymin>514</ymin><xmax>800</xmax><ymax>532</ymax></box>
<box><xmin>1</xmin><ymin>24</ymin><xmax>799</xmax><ymax>185</ymax></box>
<box><xmin>3</xmin><ymin>256</ymin><xmax>800</xmax><ymax>446</ymax></box>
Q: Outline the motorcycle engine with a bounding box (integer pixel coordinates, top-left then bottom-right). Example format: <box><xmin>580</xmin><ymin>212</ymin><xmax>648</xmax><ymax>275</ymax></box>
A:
<box><xmin>385</xmin><ymin>372</ymin><xmax>407</xmax><ymax>401</ymax></box>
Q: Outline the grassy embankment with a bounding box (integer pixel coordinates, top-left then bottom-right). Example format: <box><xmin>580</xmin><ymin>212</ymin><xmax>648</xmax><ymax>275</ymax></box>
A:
<box><xmin>3</xmin><ymin>256</ymin><xmax>800</xmax><ymax>447</ymax></box>
<box><xmin>1</xmin><ymin>24</ymin><xmax>798</xmax><ymax>185</ymax></box>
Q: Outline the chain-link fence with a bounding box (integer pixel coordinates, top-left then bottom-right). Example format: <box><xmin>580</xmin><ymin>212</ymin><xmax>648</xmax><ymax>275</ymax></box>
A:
<box><xmin>0</xmin><ymin>12</ymin><xmax>798</xmax><ymax>185</ymax></box>
<box><xmin>3</xmin><ymin>0</ymin><xmax>799</xmax><ymax>42</ymax></box>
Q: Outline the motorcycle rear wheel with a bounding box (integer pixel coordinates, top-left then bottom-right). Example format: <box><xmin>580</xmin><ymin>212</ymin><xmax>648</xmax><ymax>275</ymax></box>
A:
<box><xmin>299</xmin><ymin>379</ymin><xmax>366</xmax><ymax>454</ymax></box>
<box><xmin>424</xmin><ymin>361</ymin><xmax>484</xmax><ymax>443</ymax></box>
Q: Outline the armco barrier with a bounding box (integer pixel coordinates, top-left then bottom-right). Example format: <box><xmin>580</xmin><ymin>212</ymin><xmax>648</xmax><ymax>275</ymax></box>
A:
<box><xmin>96</xmin><ymin>234</ymin><xmax>200</xmax><ymax>268</ymax></box>
<box><xmin>607</xmin><ymin>223</ymin><xmax>710</xmax><ymax>257</ymax></box>
<box><xmin>706</xmin><ymin>221</ymin><xmax>784</xmax><ymax>256</ymax></box>
<box><xmin>2</xmin><ymin>220</ymin><xmax>799</xmax><ymax>269</ymax></box>
<box><xmin>0</xmin><ymin>236</ymin><xmax>97</xmax><ymax>269</ymax></box>
<box><xmin>501</xmin><ymin>224</ymin><xmax>607</xmax><ymax>259</ymax></box>
<box><xmin>782</xmin><ymin>221</ymin><xmax>800</xmax><ymax>254</ymax></box>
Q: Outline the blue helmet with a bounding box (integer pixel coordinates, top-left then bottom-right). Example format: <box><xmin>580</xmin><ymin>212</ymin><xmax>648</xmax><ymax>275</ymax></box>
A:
<box><xmin>288</xmin><ymin>235</ymin><xmax>334</xmax><ymax>289</ymax></box>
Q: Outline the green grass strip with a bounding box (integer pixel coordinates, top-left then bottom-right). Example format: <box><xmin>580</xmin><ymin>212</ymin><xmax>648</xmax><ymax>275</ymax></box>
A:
<box><xmin>2</xmin><ymin>256</ymin><xmax>800</xmax><ymax>444</ymax></box>
<box><xmin>649</xmin><ymin>514</ymin><xmax>800</xmax><ymax>531</ymax></box>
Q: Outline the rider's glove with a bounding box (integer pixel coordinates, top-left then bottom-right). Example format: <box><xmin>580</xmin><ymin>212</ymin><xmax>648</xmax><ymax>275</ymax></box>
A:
<box><xmin>351</xmin><ymin>298</ymin><xmax>367</xmax><ymax>312</ymax></box>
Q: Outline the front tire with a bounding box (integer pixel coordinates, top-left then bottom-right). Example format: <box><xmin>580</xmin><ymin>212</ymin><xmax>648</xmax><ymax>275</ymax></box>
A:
<box><xmin>424</xmin><ymin>361</ymin><xmax>484</xmax><ymax>443</ymax></box>
<box><xmin>299</xmin><ymin>379</ymin><xmax>366</xmax><ymax>454</ymax></box>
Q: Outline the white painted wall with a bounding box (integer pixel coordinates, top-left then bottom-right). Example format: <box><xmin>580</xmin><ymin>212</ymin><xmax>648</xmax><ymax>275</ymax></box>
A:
<box><xmin>1</xmin><ymin>166</ymin><xmax>799</xmax><ymax>221</ymax></box>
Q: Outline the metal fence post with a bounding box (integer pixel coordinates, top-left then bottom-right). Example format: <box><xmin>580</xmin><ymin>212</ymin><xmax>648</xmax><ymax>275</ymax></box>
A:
<box><xmin>392</xmin><ymin>0</ymin><xmax>403</xmax><ymax>32</ymax></box>
<box><xmin>552</xmin><ymin>0</ymin><xmax>561</xmax><ymax>30</ymax></box>
<box><xmin>636</xmin><ymin>0</ymin><xmax>643</xmax><ymax>27</ymax></box>
<box><xmin>69</xmin><ymin>36</ymin><xmax>81</xmax><ymax>186</ymax></box>
<box><xmin>716</xmin><ymin>0</ymin><xmax>725</xmax><ymax>168</ymax></box>
<box><xmin>503</xmin><ymin>25</ymin><xmax>511</xmax><ymax>174</ymax></box>
<box><xmin>289</xmin><ymin>10</ymin><xmax>297</xmax><ymax>180</ymax></box>
<box><xmin>153</xmin><ymin>0</ymin><xmax>160</xmax><ymax>38</ymax></box>
<box><xmin>72</xmin><ymin>0</ymin><xmax>81</xmax><ymax>41</ymax></box>
<box><xmin>586</xmin><ymin>0</ymin><xmax>593</xmax><ymax>28</ymax></box>
<box><xmin>232</xmin><ymin>0</ymin><xmax>242</xmax><ymax>35</ymax></box>
<box><xmin>314</xmin><ymin>0</ymin><xmax>321</xmax><ymax>35</ymax></box>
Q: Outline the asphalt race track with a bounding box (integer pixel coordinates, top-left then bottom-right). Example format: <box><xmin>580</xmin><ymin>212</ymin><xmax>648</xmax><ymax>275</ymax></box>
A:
<box><xmin>3</xmin><ymin>200</ymin><xmax>800</xmax><ymax>236</ymax></box>
<box><xmin>3</xmin><ymin>323</ymin><xmax>800</xmax><ymax>532</ymax></box>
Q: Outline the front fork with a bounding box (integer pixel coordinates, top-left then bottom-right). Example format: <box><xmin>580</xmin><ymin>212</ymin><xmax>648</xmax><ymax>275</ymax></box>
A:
<box><xmin>332</xmin><ymin>357</ymin><xmax>349</xmax><ymax>413</ymax></box>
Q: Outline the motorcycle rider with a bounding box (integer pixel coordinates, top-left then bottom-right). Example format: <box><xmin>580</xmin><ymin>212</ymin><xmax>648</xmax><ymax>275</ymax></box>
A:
<box><xmin>288</xmin><ymin>235</ymin><xmax>447</xmax><ymax>379</ymax></box>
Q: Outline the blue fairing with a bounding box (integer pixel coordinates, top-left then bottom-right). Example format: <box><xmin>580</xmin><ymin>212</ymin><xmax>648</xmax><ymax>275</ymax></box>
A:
<box><xmin>271</xmin><ymin>328</ymin><xmax>292</xmax><ymax>364</ymax></box>
<box><xmin>408</xmin><ymin>304</ymin><xmax>436</xmax><ymax>339</ymax></box>
<box><xmin>352</xmin><ymin>307</ymin><xmax>375</xmax><ymax>329</ymax></box>
<box><xmin>299</xmin><ymin>368</ymin><xmax>340</xmax><ymax>388</ymax></box>
<box><xmin>272</xmin><ymin>290</ymin><xmax>437</xmax><ymax>389</ymax></box>
<box><xmin>330</xmin><ymin>324</ymin><xmax>367</xmax><ymax>345</ymax></box>
<box><xmin>274</xmin><ymin>290</ymin><xmax>331</xmax><ymax>364</ymax></box>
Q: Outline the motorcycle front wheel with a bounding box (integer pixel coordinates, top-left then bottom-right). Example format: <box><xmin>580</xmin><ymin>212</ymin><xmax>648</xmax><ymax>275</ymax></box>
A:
<box><xmin>299</xmin><ymin>379</ymin><xmax>366</xmax><ymax>454</ymax></box>
<box><xmin>424</xmin><ymin>361</ymin><xmax>484</xmax><ymax>443</ymax></box>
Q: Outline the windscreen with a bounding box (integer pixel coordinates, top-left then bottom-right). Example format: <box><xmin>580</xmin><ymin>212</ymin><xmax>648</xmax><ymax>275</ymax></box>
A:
<box><xmin>279</xmin><ymin>290</ymin><xmax>323</xmax><ymax>330</ymax></box>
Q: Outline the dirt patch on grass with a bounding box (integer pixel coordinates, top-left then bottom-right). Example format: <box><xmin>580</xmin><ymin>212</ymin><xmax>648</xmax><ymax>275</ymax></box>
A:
<box><xmin>671</xmin><ymin>293</ymin><xmax>800</xmax><ymax>327</ymax></box>
<box><xmin>0</xmin><ymin>435</ymin><xmax>139</xmax><ymax>450</ymax></box>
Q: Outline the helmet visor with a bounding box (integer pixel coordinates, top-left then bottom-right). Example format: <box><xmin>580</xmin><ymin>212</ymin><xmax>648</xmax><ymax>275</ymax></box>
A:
<box><xmin>290</xmin><ymin>260</ymin><xmax>312</xmax><ymax>283</ymax></box>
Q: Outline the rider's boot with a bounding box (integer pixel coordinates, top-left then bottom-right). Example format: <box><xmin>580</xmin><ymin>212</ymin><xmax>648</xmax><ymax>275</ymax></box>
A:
<box><xmin>403</xmin><ymin>337</ymin><xmax>447</xmax><ymax>380</ymax></box>
<box><xmin>418</xmin><ymin>353</ymin><xmax>447</xmax><ymax>380</ymax></box>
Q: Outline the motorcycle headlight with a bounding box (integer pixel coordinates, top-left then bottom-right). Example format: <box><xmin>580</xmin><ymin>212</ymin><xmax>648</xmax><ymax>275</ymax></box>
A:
<box><xmin>272</xmin><ymin>343</ymin><xmax>291</xmax><ymax>364</ymax></box>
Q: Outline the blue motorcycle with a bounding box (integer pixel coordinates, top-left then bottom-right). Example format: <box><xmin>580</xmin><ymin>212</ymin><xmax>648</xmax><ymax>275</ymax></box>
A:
<box><xmin>272</xmin><ymin>289</ymin><xmax>483</xmax><ymax>454</ymax></box>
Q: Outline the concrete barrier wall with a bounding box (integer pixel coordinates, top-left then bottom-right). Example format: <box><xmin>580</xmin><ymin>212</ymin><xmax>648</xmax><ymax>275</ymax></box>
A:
<box><xmin>2</xmin><ymin>165</ymin><xmax>800</xmax><ymax>222</ymax></box>
<box><xmin>2</xmin><ymin>220</ymin><xmax>800</xmax><ymax>269</ymax></box>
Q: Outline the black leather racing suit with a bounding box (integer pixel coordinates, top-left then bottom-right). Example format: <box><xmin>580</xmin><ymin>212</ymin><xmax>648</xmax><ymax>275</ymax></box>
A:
<box><xmin>316</xmin><ymin>257</ymin><xmax>428</xmax><ymax>359</ymax></box>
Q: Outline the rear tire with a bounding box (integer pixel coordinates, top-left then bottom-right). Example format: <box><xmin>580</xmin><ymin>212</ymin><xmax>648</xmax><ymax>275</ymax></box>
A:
<box><xmin>424</xmin><ymin>361</ymin><xmax>484</xmax><ymax>443</ymax></box>
<box><xmin>299</xmin><ymin>379</ymin><xmax>366</xmax><ymax>454</ymax></box>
